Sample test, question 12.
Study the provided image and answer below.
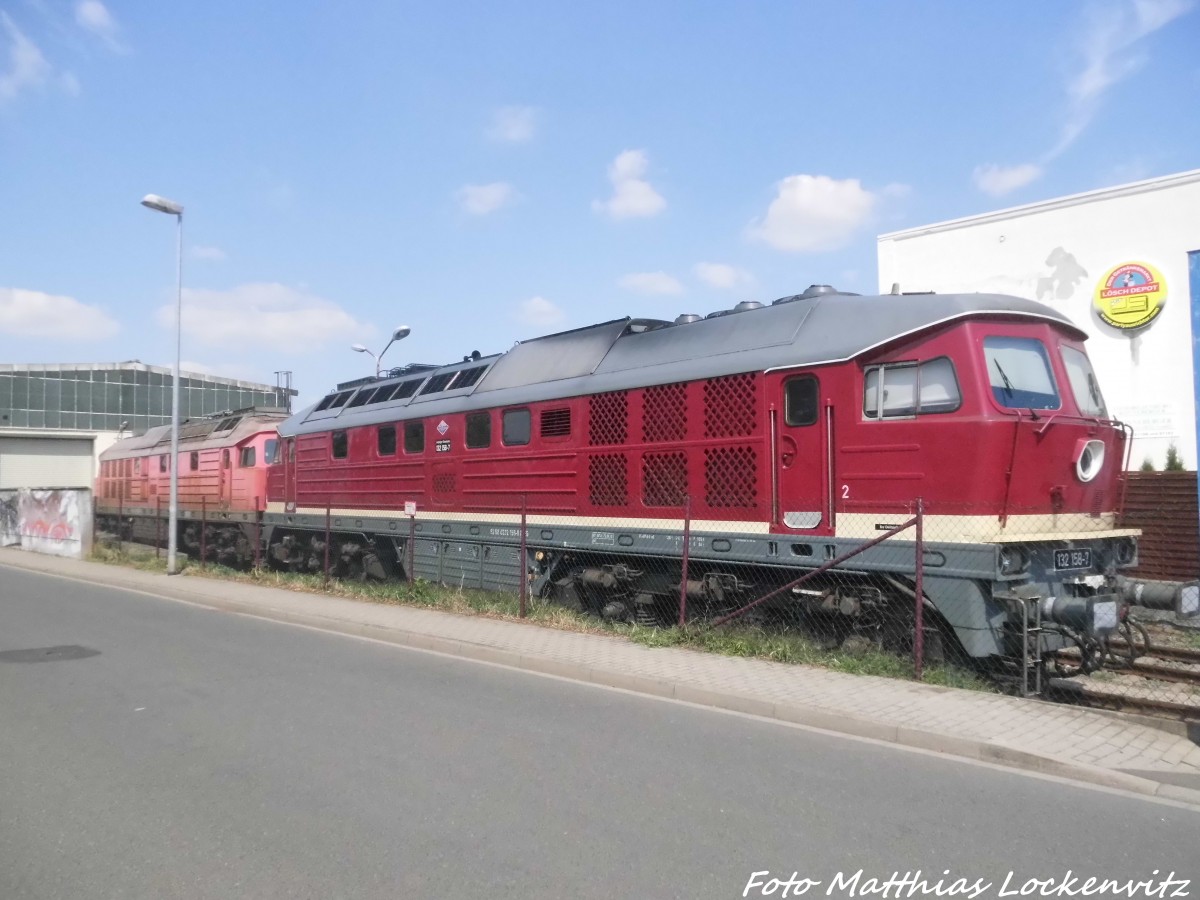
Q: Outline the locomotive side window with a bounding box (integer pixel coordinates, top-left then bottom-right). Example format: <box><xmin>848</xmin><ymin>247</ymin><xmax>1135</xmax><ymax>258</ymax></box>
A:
<box><xmin>983</xmin><ymin>338</ymin><xmax>1060</xmax><ymax>410</ymax></box>
<box><xmin>404</xmin><ymin>421</ymin><xmax>425</xmax><ymax>454</ymax></box>
<box><xmin>864</xmin><ymin>357</ymin><xmax>961</xmax><ymax>419</ymax></box>
<box><xmin>222</xmin><ymin>449</ymin><xmax>231</xmax><ymax>469</ymax></box>
<box><xmin>287</xmin><ymin>439</ymin><xmax>295</xmax><ymax>462</ymax></box>
<box><xmin>784</xmin><ymin>376</ymin><xmax>819</xmax><ymax>426</ymax></box>
<box><xmin>466</xmin><ymin>412</ymin><xmax>491</xmax><ymax>449</ymax></box>
<box><xmin>378</xmin><ymin>425</ymin><xmax>397</xmax><ymax>456</ymax></box>
<box><xmin>240</xmin><ymin>446</ymin><xmax>256</xmax><ymax>467</ymax></box>
<box><xmin>190</xmin><ymin>451</ymin><xmax>199</xmax><ymax>470</ymax></box>
<box><xmin>159</xmin><ymin>454</ymin><xmax>167</xmax><ymax>472</ymax></box>
<box><xmin>502</xmin><ymin>408</ymin><xmax>531</xmax><ymax>446</ymax></box>
<box><xmin>1060</xmin><ymin>345</ymin><xmax>1107</xmax><ymax>417</ymax></box>
<box><xmin>265</xmin><ymin>439</ymin><xmax>278</xmax><ymax>464</ymax></box>
<box><xmin>331</xmin><ymin>430</ymin><xmax>348</xmax><ymax>459</ymax></box>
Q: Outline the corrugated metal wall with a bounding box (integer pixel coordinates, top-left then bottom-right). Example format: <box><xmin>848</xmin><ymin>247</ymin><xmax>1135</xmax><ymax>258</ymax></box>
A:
<box><xmin>1118</xmin><ymin>472</ymin><xmax>1200</xmax><ymax>581</ymax></box>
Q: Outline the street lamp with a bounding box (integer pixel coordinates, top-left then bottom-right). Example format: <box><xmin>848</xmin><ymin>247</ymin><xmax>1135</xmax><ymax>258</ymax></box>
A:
<box><xmin>141</xmin><ymin>193</ymin><xmax>184</xmax><ymax>575</ymax></box>
<box><xmin>352</xmin><ymin>325</ymin><xmax>411</xmax><ymax>376</ymax></box>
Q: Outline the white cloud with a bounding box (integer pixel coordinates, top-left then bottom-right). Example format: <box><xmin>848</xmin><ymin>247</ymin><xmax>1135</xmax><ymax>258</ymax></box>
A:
<box><xmin>60</xmin><ymin>71</ymin><xmax>80</xmax><ymax>96</ymax></box>
<box><xmin>190</xmin><ymin>245</ymin><xmax>227</xmax><ymax>262</ymax></box>
<box><xmin>971</xmin><ymin>0</ymin><xmax>1192</xmax><ymax>195</ymax></box>
<box><xmin>1052</xmin><ymin>0</ymin><xmax>1191</xmax><ymax>157</ymax></box>
<box><xmin>0</xmin><ymin>13</ymin><xmax>52</xmax><ymax>104</ymax></box>
<box><xmin>74</xmin><ymin>1</ymin><xmax>123</xmax><ymax>51</ymax></box>
<box><xmin>486</xmin><ymin>106</ymin><xmax>537</xmax><ymax>143</ymax></box>
<box><xmin>747</xmin><ymin>174</ymin><xmax>876</xmax><ymax>253</ymax></box>
<box><xmin>157</xmin><ymin>283</ymin><xmax>370</xmax><ymax>353</ymax></box>
<box><xmin>972</xmin><ymin>163</ymin><xmax>1043</xmax><ymax>196</ymax></box>
<box><xmin>517</xmin><ymin>296</ymin><xmax>565</xmax><ymax>327</ymax></box>
<box><xmin>0</xmin><ymin>286</ymin><xmax>119</xmax><ymax>339</ymax></box>
<box><xmin>693</xmin><ymin>263</ymin><xmax>752</xmax><ymax>290</ymax></box>
<box><xmin>456</xmin><ymin>182</ymin><xmax>517</xmax><ymax>216</ymax></box>
<box><xmin>618</xmin><ymin>271</ymin><xmax>684</xmax><ymax>296</ymax></box>
<box><xmin>592</xmin><ymin>150</ymin><xmax>666</xmax><ymax>219</ymax></box>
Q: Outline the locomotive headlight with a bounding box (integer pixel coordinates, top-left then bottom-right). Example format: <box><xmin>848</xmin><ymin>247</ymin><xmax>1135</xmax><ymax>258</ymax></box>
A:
<box><xmin>1075</xmin><ymin>439</ymin><xmax>1106</xmax><ymax>483</ymax></box>
<box><xmin>998</xmin><ymin>545</ymin><xmax>1029</xmax><ymax>576</ymax></box>
<box><xmin>1114</xmin><ymin>537</ymin><xmax>1136</xmax><ymax>567</ymax></box>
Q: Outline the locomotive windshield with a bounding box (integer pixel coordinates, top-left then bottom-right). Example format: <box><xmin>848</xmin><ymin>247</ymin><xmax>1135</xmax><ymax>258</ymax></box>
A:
<box><xmin>982</xmin><ymin>337</ymin><xmax>1060</xmax><ymax>410</ymax></box>
<box><xmin>1060</xmin><ymin>345</ymin><xmax>1107</xmax><ymax>417</ymax></box>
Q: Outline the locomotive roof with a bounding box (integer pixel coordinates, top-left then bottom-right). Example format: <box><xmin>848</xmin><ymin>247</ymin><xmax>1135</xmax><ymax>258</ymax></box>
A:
<box><xmin>99</xmin><ymin>408</ymin><xmax>291</xmax><ymax>460</ymax></box>
<box><xmin>283</xmin><ymin>290</ymin><xmax>1085</xmax><ymax>437</ymax></box>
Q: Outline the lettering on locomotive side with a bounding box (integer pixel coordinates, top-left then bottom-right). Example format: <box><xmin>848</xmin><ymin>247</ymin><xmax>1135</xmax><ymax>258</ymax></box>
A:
<box><xmin>591</xmin><ymin>532</ymin><xmax>616</xmax><ymax>545</ymax></box>
<box><xmin>488</xmin><ymin>527</ymin><xmax>522</xmax><ymax>538</ymax></box>
<box><xmin>435</xmin><ymin>439</ymin><xmax>451</xmax><ymax>453</ymax></box>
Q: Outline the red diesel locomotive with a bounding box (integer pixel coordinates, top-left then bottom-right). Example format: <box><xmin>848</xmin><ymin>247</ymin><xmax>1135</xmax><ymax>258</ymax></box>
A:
<box><xmin>96</xmin><ymin>408</ymin><xmax>288</xmax><ymax>566</ymax></box>
<box><xmin>260</xmin><ymin>286</ymin><xmax>1191</xmax><ymax>667</ymax></box>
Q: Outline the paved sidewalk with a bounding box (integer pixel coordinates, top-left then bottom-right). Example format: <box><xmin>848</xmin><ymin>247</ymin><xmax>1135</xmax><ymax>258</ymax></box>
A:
<box><xmin>3</xmin><ymin>547</ymin><xmax>1200</xmax><ymax>806</ymax></box>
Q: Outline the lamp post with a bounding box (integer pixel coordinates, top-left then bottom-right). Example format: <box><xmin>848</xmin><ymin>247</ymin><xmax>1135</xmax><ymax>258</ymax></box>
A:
<box><xmin>352</xmin><ymin>325</ymin><xmax>411</xmax><ymax>376</ymax></box>
<box><xmin>141</xmin><ymin>193</ymin><xmax>184</xmax><ymax>575</ymax></box>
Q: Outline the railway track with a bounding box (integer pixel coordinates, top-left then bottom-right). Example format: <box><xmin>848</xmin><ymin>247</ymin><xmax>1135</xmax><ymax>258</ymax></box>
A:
<box><xmin>1051</xmin><ymin>632</ymin><xmax>1200</xmax><ymax>722</ymax></box>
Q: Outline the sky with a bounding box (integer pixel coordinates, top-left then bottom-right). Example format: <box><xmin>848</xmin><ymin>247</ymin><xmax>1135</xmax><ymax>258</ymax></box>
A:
<box><xmin>1</xmin><ymin>0</ymin><xmax>1197</xmax><ymax>410</ymax></box>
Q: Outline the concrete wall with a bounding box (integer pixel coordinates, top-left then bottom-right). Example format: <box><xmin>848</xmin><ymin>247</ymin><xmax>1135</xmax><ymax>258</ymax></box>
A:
<box><xmin>878</xmin><ymin>170</ymin><xmax>1200</xmax><ymax>470</ymax></box>
<box><xmin>0</xmin><ymin>488</ymin><xmax>93</xmax><ymax>559</ymax></box>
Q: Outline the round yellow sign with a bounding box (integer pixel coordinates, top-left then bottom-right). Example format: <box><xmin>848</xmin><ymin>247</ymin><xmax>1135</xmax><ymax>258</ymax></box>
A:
<box><xmin>1092</xmin><ymin>261</ymin><xmax>1167</xmax><ymax>331</ymax></box>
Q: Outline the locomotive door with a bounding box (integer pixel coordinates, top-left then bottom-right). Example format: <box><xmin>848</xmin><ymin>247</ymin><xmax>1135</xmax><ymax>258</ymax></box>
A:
<box><xmin>775</xmin><ymin>374</ymin><xmax>832</xmax><ymax>534</ymax></box>
<box><xmin>220</xmin><ymin>449</ymin><xmax>232</xmax><ymax>508</ymax></box>
<box><xmin>283</xmin><ymin>437</ymin><xmax>297</xmax><ymax>512</ymax></box>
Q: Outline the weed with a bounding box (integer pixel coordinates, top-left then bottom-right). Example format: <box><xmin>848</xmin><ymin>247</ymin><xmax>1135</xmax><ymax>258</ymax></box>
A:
<box><xmin>89</xmin><ymin>548</ymin><xmax>991</xmax><ymax>692</ymax></box>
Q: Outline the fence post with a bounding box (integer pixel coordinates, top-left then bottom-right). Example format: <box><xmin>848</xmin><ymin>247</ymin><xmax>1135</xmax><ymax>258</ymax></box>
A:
<box><xmin>117</xmin><ymin>490</ymin><xmax>123</xmax><ymax>554</ymax></box>
<box><xmin>914</xmin><ymin>497</ymin><xmax>925</xmax><ymax>681</ymax></box>
<box><xmin>678</xmin><ymin>495</ymin><xmax>692</xmax><ymax>628</ymax></box>
<box><xmin>407</xmin><ymin>510</ymin><xmax>415</xmax><ymax>586</ymax></box>
<box><xmin>253</xmin><ymin>497</ymin><xmax>262</xmax><ymax>570</ymax></box>
<box><xmin>200</xmin><ymin>495</ymin><xmax>207</xmax><ymax>568</ymax></box>
<box><xmin>518</xmin><ymin>494</ymin><xmax>528</xmax><ymax>617</ymax></box>
<box><xmin>324</xmin><ymin>502</ymin><xmax>332</xmax><ymax>585</ymax></box>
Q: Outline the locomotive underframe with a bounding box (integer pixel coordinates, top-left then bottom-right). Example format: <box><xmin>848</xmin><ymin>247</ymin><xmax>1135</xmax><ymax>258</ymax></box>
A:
<box><xmin>259</xmin><ymin>510</ymin><xmax>1140</xmax><ymax>663</ymax></box>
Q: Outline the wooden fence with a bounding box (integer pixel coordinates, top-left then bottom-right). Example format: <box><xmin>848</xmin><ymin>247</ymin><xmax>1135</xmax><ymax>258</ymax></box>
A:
<box><xmin>1118</xmin><ymin>471</ymin><xmax>1200</xmax><ymax>581</ymax></box>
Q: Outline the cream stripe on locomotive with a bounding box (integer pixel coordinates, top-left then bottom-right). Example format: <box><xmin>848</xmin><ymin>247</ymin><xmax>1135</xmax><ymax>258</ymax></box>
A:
<box><xmin>265</xmin><ymin>503</ymin><xmax>1139</xmax><ymax>544</ymax></box>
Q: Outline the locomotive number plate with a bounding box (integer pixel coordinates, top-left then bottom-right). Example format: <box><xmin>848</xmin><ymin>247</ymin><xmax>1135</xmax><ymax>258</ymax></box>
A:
<box><xmin>1053</xmin><ymin>548</ymin><xmax>1092</xmax><ymax>571</ymax></box>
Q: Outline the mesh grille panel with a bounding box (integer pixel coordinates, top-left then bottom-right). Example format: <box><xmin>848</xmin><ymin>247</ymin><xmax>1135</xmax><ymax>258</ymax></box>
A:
<box><xmin>432</xmin><ymin>473</ymin><xmax>455</xmax><ymax>494</ymax></box>
<box><xmin>704</xmin><ymin>446</ymin><xmax>758</xmax><ymax>508</ymax></box>
<box><xmin>642</xmin><ymin>451</ymin><xmax>688</xmax><ymax>507</ymax></box>
<box><xmin>703</xmin><ymin>373</ymin><xmax>758</xmax><ymax>438</ymax></box>
<box><xmin>589</xmin><ymin>454</ymin><xmax>628</xmax><ymax>506</ymax></box>
<box><xmin>642</xmin><ymin>383</ymin><xmax>687</xmax><ymax>443</ymax></box>
<box><xmin>589</xmin><ymin>391</ymin><xmax>628</xmax><ymax>446</ymax></box>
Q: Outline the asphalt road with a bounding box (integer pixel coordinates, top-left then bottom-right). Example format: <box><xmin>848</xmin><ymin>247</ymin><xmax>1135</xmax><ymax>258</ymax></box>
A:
<box><xmin>1</xmin><ymin>564</ymin><xmax>1197</xmax><ymax>900</ymax></box>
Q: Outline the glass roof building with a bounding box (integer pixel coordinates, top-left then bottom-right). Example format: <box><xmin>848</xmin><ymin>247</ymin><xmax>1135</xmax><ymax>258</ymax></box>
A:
<box><xmin>0</xmin><ymin>361</ymin><xmax>294</xmax><ymax>434</ymax></box>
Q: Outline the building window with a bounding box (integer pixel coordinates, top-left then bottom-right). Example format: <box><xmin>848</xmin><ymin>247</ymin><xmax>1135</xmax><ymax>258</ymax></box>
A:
<box><xmin>502</xmin><ymin>408</ymin><xmax>531</xmax><ymax>446</ymax></box>
<box><xmin>240</xmin><ymin>446</ymin><xmax>256</xmax><ymax>467</ymax></box>
<box><xmin>404</xmin><ymin>421</ymin><xmax>424</xmax><ymax>454</ymax></box>
<box><xmin>378</xmin><ymin>425</ymin><xmax>397</xmax><ymax>456</ymax></box>
<box><xmin>466</xmin><ymin>412</ymin><xmax>491</xmax><ymax>449</ymax></box>
<box><xmin>332</xmin><ymin>430</ymin><xmax>348</xmax><ymax>459</ymax></box>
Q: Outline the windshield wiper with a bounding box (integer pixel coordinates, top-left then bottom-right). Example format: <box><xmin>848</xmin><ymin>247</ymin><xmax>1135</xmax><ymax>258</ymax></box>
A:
<box><xmin>993</xmin><ymin>359</ymin><xmax>1015</xmax><ymax>398</ymax></box>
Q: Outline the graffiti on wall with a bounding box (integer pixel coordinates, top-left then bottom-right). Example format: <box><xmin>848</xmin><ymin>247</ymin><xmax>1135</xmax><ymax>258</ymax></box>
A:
<box><xmin>0</xmin><ymin>489</ymin><xmax>88</xmax><ymax>558</ymax></box>
<box><xmin>0</xmin><ymin>490</ymin><xmax>18</xmax><ymax>547</ymax></box>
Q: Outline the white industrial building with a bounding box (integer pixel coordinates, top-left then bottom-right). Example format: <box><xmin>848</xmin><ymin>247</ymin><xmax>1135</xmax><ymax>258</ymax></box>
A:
<box><xmin>878</xmin><ymin>169</ymin><xmax>1200</xmax><ymax>471</ymax></box>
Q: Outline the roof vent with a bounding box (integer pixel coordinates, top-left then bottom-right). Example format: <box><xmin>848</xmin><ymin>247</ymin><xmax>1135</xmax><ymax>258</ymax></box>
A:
<box><xmin>733</xmin><ymin>300</ymin><xmax>764</xmax><ymax>312</ymax></box>
<box><xmin>801</xmin><ymin>284</ymin><xmax>838</xmax><ymax>298</ymax></box>
<box><xmin>674</xmin><ymin>313</ymin><xmax>702</xmax><ymax>324</ymax></box>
